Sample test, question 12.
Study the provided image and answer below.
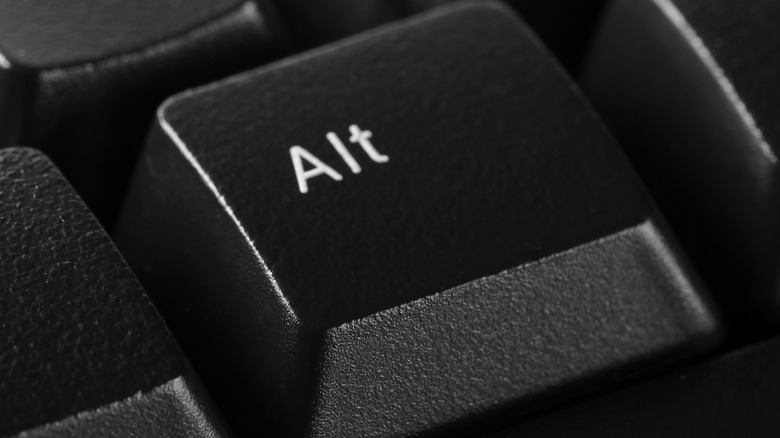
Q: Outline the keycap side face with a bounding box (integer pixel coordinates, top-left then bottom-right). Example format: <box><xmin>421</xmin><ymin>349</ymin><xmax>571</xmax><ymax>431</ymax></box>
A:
<box><xmin>115</xmin><ymin>126</ymin><xmax>313</xmax><ymax>436</ymax></box>
<box><xmin>309</xmin><ymin>220</ymin><xmax>720</xmax><ymax>437</ymax></box>
<box><xmin>16</xmin><ymin>376</ymin><xmax>230</xmax><ymax>438</ymax></box>
<box><xmin>667</xmin><ymin>0</ymin><xmax>780</xmax><ymax>312</ymax></box>
<box><xmin>161</xmin><ymin>3</ymin><xmax>654</xmax><ymax>328</ymax></box>
<box><xmin>0</xmin><ymin>148</ymin><xmax>183</xmax><ymax>436</ymax></box>
<box><xmin>0</xmin><ymin>0</ymin><xmax>248</xmax><ymax>68</ymax></box>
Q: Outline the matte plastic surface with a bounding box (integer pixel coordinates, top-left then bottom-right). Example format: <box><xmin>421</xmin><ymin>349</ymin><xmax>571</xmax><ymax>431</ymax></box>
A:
<box><xmin>0</xmin><ymin>148</ymin><xmax>227</xmax><ymax>437</ymax></box>
<box><xmin>0</xmin><ymin>0</ymin><xmax>288</xmax><ymax>224</ymax></box>
<box><xmin>18</xmin><ymin>377</ymin><xmax>228</xmax><ymax>438</ymax></box>
<box><xmin>582</xmin><ymin>0</ymin><xmax>780</xmax><ymax>330</ymax></box>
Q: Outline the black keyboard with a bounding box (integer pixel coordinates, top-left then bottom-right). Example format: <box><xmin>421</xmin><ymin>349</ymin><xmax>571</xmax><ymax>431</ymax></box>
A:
<box><xmin>1</xmin><ymin>0</ymin><xmax>779</xmax><ymax>436</ymax></box>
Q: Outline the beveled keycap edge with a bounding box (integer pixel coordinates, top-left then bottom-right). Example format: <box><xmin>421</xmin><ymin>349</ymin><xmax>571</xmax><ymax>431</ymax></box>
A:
<box><xmin>12</xmin><ymin>374</ymin><xmax>228</xmax><ymax>438</ymax></box>
<box><xmin>156</xmin><ymin>0</ymin><xmax>518</xmax><ymax>118</ymax></box>
<box><xmin>308</xmin><ymin>218</ymin><xmax>721</xmax><ymax>437</ymax></box>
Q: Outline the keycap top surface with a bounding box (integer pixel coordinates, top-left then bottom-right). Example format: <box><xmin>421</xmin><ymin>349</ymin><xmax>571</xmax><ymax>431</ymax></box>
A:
<box><xmin>0</xmin><ymin>148</ymin><xmax>182</xmax><ymax>435</ymax></box>
<box><xmin>0</xmin><ymin>0</ymin><xmax>247</xmax><ymax>68</ymax></box>
<box><xmin>162</xmin><ymin>3</ymin><xmax>651</xmax><ymax>327</ymax></box>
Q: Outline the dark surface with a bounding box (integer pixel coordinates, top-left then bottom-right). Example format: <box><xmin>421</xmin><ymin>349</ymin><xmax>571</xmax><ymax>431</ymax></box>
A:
<box><xmin>272</xmin><ymin>0</ymin><xmax>405</xmax><ymax>48</ymax></box>
<box><xmin>307</xmin><ymin>222</ymin><xmax>720</xmax><ymax>437</ymax></box>
<box><xmin>405</xmin><ymin>0</ymin><xmax>608</xmax><ymax>71</ymax></box>
<box><xmin>0</xmin><ymin>148</ymin><xmax>185</xmax><ymax>435</ymax></box>
<box><xmin>0</xmin><ymin>0</ymin><xmax>244</xmax><ymax>68</ymax></box>
<box><xmin>582</xmin><ymin>0</ymin><xmax>780</xmax><ymax>331</ymax></box>
<box><xmin>0</xmin><ymin>0</ymin><xmax>289</xmax><ymax>225</ymax></box>
<box><xmin>116</xmin><ymin>4</ymin><xmax>720</xmax><ymax>436</ymax></box>
<box><xmin>21</xmin><ymin>376</ymin><xmax>229</xmax><ymax>438</ymax></box>
<box><xmin>274</xmin><ymin>0</ymin><xmax>607</xmax><ymax>71</ymax></box>
<box><xmin>490</xmin><ymin>335</ymin><xmax>780</xmax><ymax>438</ymax></box>
<box><xmin>157</xmin><ymin>3</ymin><xmax>650</xmax><ymax>328</ymax></box>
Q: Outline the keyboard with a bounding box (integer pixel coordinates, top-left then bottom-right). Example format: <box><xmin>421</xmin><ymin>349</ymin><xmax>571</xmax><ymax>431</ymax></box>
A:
<box><xmin>1</xmin><ymin>0</ymin><xmax>779</xmax><ymax>436</ymax></box>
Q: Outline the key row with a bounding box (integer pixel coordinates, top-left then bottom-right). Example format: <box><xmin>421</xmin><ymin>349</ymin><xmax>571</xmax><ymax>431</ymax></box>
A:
<box><xmin>0</xmin><ymin>1</ymin><xmax>761</xmax><ymax>435</ymax></box>
<box><xmin>0</xmin><ymin>0</ymin><xmax>604</xmax><ymax>224</ymax></box>
<box><xmin>5</xmin><ymin>0</ymin><xmax>779</xmax><ymax>336</ymax></box>
<box><xmin>4</xmin><ymin>0</ymin><xmax>779</xmax><ymax>335</ymax></box>
<box><xmin>3</xmin><ymin>0</ymin><xmax>780</xmax><ymax>436</ymax></box>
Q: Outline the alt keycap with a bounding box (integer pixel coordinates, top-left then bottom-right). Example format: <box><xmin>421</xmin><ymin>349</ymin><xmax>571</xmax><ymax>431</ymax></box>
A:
<box><xmin>116</xmin><ymin>3</ymin><xmax>721</xmax><ymax>437</ymax></box>
<box><xmin>491</xmin><ymin>335</ymin><xmax>780</xmax><ymax>438</ymax></box>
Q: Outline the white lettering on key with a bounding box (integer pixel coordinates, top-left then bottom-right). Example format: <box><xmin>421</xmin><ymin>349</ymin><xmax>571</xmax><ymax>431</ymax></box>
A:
<box><xmin>290</xmin><ymin>145</ymin><xmax>343</xmax><ymax>194</ymax></box>
<box><xmin>349</xmin><ymin>125</ymin><xmax>389</xmax><ymax>163</ymax></box>
<box><xmin>326</xmin><ymin>132</ymin><xmax>362</xmax><ymax>174</ymax></box>
<box><xmin>290</xmin><ymin>125</ymin><xmax>390</xmax><ymax>194</ymax></box>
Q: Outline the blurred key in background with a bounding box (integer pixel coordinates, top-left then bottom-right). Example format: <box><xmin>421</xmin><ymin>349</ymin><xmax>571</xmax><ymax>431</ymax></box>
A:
<box><xmin>582</xmin><ymin>0</ymin><xmax>780</xmax><ymax>337</ymax></box>
<box><xmin>273</xmin><ymin>0</ymin><xmax>608</xmax><ymax>71</ymax></box>
<box><xmin>0</xmin><ymin>0</ymin><xmax>290</xmax><ymax>225</ymax></box>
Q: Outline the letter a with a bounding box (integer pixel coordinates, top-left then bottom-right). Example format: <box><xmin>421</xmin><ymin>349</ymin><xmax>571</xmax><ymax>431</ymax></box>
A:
<box><xmin>290</xmin><ymin>146</ymin><xmax>343</xmax><ymax>194</ymax></box>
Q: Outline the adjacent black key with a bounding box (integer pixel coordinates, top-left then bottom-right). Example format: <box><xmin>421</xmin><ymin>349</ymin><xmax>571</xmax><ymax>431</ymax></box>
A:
<box><xmin>490</xmin><ymin>336</ymin><xmax>780</xmax><ymax>438</ymax></box>
<box><xmin>405</xmin><ymin>0</ymin><xmax>608</xmax><ymax>70</ymax></box>
<box><xmin>273</xmin><ymin>0</ymin><xmax>405</xmax><ymax>47</ymax></box>
<box><xmin>115</xmin><ymin>4</ymin><xmax>720</xmax><ymax>437</ymax></box>
<box><xmin>582</xmin><ymin>0</ymin><xmax>780</xmax><ymax>331</ymax></box>
<box><xmin>274</xmin><ymin>0</ymin><xmax>606</xmax><ymax>71</ymax></box>
<box><xmin>0</xmin><ymin>0</ymin><xmax>289</xmax><ymax>223</ymax></box>
<box><xmin>0</xmin><ymin>147</ymin><xmax>229</xmax><ymax>437</ymax></box>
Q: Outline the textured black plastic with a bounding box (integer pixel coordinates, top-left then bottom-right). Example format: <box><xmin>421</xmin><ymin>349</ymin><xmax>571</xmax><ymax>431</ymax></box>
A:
<box><xmin>306</xmin><ymin>221</ymin><xmax>719</xmax><ymax>437</ymax></box>
<box><xmin>116</xmin><ymin>3</ymin><xmax>720</xmax><ymax>437</ymax></box>
<box><xmin>20</xmin><ymin>376</ymin><xmax>229</xmax><ymax>438</ymax></box>
<box><xmin>582</xmin><ymin>0</ymin><xmax>780</xmax><ymax>330</ymax></box>
<box><xmin>0</xmin><ymin>148</ymin><xmax>202</xmax><ymax>436</ymax></box>
<box><xmin>0</xmin><ymin>0</ymin><xmax>289</xmax><ymax>224</ymax></box>
<box><xmin>492</xmin><ymin>335</ymin><xmax>780</xmax><ymax>438</ymax></box>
